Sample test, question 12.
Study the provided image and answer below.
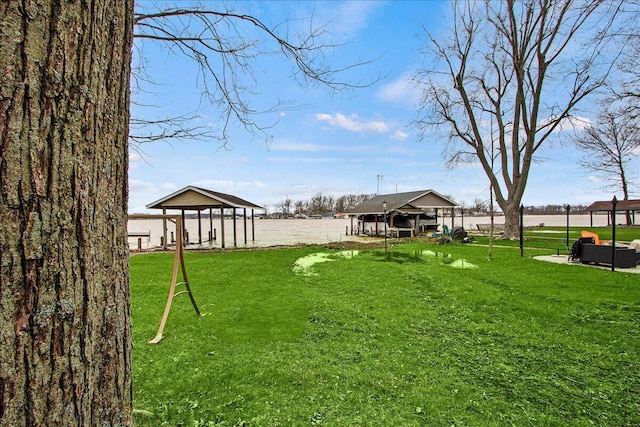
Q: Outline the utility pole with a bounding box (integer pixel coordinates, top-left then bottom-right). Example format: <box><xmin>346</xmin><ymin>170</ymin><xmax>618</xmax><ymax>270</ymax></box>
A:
<box><xmin>376</xmin><ymin>174</ymin><xmax>383</xmax><ymax>195</ymax></box>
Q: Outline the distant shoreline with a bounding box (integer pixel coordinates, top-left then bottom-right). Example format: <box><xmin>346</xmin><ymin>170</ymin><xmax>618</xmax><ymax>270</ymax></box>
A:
<box><xmin>126</xmin><ymin>214</ymin><xmax>616</xmax><ymax>251</ymax></box>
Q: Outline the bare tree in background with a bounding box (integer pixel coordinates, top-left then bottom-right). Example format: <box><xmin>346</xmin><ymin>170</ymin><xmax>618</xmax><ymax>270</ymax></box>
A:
<box><xmin>575</xmin><ymin>110</ymin><xmax>639</xmax><ymax>224</ymax></box>
<box><xmin>610</xmin><ymin>0</ymin><xmax>640</xmax><ymax>116</ymax></box>
<box><xmin>414</xmin><ymin>0</ymin><xmax>623</xmax><ymax>238</ymax></box>
<box><xmin>132</xmin><ymin>3</ymin><xmax>375</xmax><ymax>146</ymax></box>
<box><xmin>277</xmin><ymin>198</ymin><xmax>293</xmax><ymax>217</ymax></box>
<box><xmin>471</xmin><ymin>198</ymin><xmax>488</xmax><ymax>216</ymax></box>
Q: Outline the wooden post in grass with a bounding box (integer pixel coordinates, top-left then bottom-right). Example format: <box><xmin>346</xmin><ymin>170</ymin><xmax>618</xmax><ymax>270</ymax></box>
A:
<box><xmin>163</xmin><ymin>208</ymin><xmax>168</xmax><ymax>249</ymax></box>
<box><xmin>220</xmin><ymin>207</ymin><xmax>226</xmax><ymax>248</ymax></box>
<box><xmin>233</xmin><ymin>207</ymin><xmax>237</xmax><ymax>247</ymax></box>
<box><xmin>210</xmin><ymin>208</ymin><xmax>214</xmax><ymax>242</ymax></box>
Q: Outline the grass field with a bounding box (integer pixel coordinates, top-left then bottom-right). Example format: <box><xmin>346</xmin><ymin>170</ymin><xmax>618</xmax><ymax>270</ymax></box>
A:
<box><xmin>130</xmin><ymin>228</ymin><xmax>640</xmax><ymax>426</ymax></box>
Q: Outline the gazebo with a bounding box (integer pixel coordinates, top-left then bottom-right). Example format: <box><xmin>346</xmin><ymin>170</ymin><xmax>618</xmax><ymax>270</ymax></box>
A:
<box><xmin>586</xmin><ymin>199</ymin><xmax>640</xmax><ymax>226</ymax></box>
<box><xmin>346</xmin><ymin>190</ymin><xmax>458</xmax><ymax>237</ymax></box>
<box><xmin>146</xmin><ymin>186</ymin><xmax>264</xmax><ymax>248</ymax></box>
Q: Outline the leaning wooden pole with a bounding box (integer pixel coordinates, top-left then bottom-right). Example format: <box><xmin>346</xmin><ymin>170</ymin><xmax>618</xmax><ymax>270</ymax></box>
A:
<box><xmin>149</xmin><ymin>216</ymin><xmax>202</xmax><ymax>344</ymax></box>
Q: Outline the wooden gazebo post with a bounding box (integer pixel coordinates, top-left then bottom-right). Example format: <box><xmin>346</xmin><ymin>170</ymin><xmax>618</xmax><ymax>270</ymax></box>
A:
<box><xmin>181</xmin><ymin>209</ymin><xmax>186</xmax><ymax>245</ymax></box>
<box><xmin>162</xmin><ymin>208</ymin><xmax>167</xmax><ymax>249</ymax></box>
<box><xmin>209</xmin><ymin>208</ymin><xmax>213</xmax><ymax>242</ymax></box>
<box><xmin>252</xmin><ymin>209</ymin><xmax>256</xmax><ymax>241</ymax></box>
<box><xmin>243</xmin><ymin>208</ymin><xmax>248</xmax><ymax>245</ymax></box>
<box><xmin>220</xmin><ymin>207</ymin><xmax>225</xmax><ymax>248</ymax></box>
<box><xmin>375</xmin><ymin>213</ymin><xmax>379</xmax><ymax>236</ymax></box>
<box><xmin>233</xmin><ymin>207</ymin><xmax>237</xmax><ymax>247</ymax></box>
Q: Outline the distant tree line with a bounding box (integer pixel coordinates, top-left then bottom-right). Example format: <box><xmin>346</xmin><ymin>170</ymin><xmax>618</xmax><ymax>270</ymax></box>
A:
<box><xmin>521</xmin><ymin>204</ymin><xmax>590</xmax><ymax>216</ymax></box>
<box><xmin>276</xmin><ymin>193</ymin><xmax>375</xmax><ymax>216</ymax></box>
<box><xmin>275</xmin><ymin>194</ymin><xmax>592</xmax><ymax>217</ymax></box>
<box><xmin>463</xmin><ymin>200</ymin><xmax>590</xmax><ymax>217</ymax></box>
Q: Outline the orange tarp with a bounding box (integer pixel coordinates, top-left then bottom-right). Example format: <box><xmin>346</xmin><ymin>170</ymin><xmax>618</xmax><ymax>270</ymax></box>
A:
<box><xmin>581</xmin><ymin>230</ymin><xmax>601</xmax><ymax>245</ymax></box>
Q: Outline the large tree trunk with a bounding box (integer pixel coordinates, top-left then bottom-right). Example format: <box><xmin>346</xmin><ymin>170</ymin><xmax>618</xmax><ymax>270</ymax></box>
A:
<box><xmin>502</xmin><ymin>201</ymin><xmax>522</xmax><ymax>240</ymax></box>
<box><xmin>1</xmin><ymin>1</ymin><xmax>134</xmax><ymax>425</ymax></box>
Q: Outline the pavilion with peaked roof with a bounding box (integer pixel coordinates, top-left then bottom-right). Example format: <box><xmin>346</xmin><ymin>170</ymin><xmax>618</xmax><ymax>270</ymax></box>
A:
<box><xmin>586</xmin><ymin>199</ymin><xmax>640</xmax><ymax>226</ymax></box>
<box><xmin>346</xmin><ymin>190</ymin><xmax>458</xmax><ymax>237</ymax></box>
<box><xmin>145</xmin><ymin>185</ymin><xmax>264</xmax><ymax>248</ymax></box>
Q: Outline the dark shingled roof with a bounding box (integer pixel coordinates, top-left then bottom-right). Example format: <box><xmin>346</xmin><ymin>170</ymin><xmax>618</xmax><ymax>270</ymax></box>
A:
<box><xmin>346</xmin><ymin>190</ymin><xmax>457</xmax><ymax>215</ymax></box>
<box><xmin>146</xmin><ymin>185</ymin><xmax>264</xmax><ymax>210</ymax></box>
<box><xmin>587</xmin><ymin>199</ymin><xmax>640</xmax><ymax>212</ymax></box>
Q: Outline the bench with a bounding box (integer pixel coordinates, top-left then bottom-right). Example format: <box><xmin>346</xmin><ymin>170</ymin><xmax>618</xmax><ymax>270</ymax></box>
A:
<box><xmin>128</xmin><ymin>231</ymin><xmax>151</xmax><ymax>251</ymax></box>
<box><xmin>128</xmin><ymin>231</ymin><xmax>151</xmax><ymax>238</ymax></box>
<box><xmin>476</xmin><ymin>224</ymin><xmax>504</xmax><ymax>234</ymax></box>
<box><xmin>390</xmin><ymin>228</ymin><xmax>414</xmax><ymax>238</ymax></box>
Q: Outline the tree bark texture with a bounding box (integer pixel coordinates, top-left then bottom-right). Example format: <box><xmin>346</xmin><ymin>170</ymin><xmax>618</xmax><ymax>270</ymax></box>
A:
<box><xmin>1</xmin><ymin>1</ymin><xmax>134</xmax><ymax>425</ymax></box>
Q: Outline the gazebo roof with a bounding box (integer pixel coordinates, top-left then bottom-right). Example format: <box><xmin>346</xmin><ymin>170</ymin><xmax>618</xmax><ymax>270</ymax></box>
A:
<box><xmin>346</xmin><ymin>190</ymin><xmax>457</xmax><ymax>215</ymax></box>
<box><xmin>146</xmin><ymin>185</ymin><xmax>264</xmax><ymax>211</ymax></box>
<box><xmin>586</xmin><ymin>199</ymin><xmax>640</xmax><ymax>212</ymax></box>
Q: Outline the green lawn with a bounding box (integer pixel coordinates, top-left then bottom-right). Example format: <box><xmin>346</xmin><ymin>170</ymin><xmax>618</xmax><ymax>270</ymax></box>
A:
<box><xmin>130</xmin><ymin>235</ymin><xmax>640</xmax><ymax>426</ymax></box>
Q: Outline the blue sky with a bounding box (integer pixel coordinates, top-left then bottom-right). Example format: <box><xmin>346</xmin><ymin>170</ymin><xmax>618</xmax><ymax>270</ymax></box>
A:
<box><xmin>128</xmin><ymin>0</ymin><xmax>623</xmax><ymax>214</ymax></box>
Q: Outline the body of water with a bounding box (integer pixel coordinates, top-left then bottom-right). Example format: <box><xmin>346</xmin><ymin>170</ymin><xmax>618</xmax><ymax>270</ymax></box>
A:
<box><xmin>127</xmin><ymin>214</ymin><xmax>611</xmax><ymax>250</ymax></box>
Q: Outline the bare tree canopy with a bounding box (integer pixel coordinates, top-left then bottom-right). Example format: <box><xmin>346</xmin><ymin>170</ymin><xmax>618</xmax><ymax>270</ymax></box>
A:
<box><xmin>574</xmin><ymin>110</ymin><xmax>639</xmax><ymax>201</ymax></box>
<box><xmin>414</xmin><ymin>0</ymin><xmax>624</xmax><ymax>238</ymax></box>
<box><xmin>132</xmin><ymin>2</ymin><xmax>376</xmax><ymax>145</ymax></box>
<box><xmin>609</xmin><ymin>0</ymin><xmax>640</xmax><ymax>115</ymax></box>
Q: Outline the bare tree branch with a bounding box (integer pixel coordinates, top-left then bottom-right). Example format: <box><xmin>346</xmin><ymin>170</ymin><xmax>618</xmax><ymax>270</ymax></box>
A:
<box><xmin>574</xmin><ymin>109</ymin><xmax>639</xmax><ymax>201</ymax></box>
<box><xmin>131</xmin><ymin>3</ymin><xmax>378</xmax><ymax>146</ymax></box>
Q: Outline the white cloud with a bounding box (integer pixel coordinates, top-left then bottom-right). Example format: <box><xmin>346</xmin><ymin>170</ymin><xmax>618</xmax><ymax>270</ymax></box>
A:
<box><xmin>315</xmin><ymin>112</ymin><xmax>389</xmax><ymax>134</ymax></box>
<box><xmin>128</xmin><ymin>180</ymin><xmax>163</xmax><ymax>213</ymax></box>
<box><xmin>376</xmin><ymin>73</ymin><xmax>420</xmax><ymax>106</ymax></box>
<box><xmin>391</xmin><ymin>130</ymin><xmax>409</xmax><ymax>141</ymax></box>
<box><xmin>267</xmin><ymin>156</ymin><xmax>341</xmax><ymax>164</ymax></box>
<box><xmin>539</xmin><ymin>115</ymin><xmax>592</xmax><ymax>133</ymax></box>
<box><xmin>193</xmin><ymin>179</ymin><xmax>269</xmax><ymax>193</ymax></box>
<box><xmin>271</xmin><ymin>140</ymin><xmax>375</xmax><ymax>153</ymax></box>
<box><xmin>270</xmin><ymin>142</ymin><xmax>321</xmax><ymax>152</ymax></box>
<box><xmin>129</xmin><ymin>179</ymin><xmax>157</xmax><ymax>193</ymax></box>
<box><xmin>129</xmin><ymin>152</ymin><xmax>143</xmax><ymax>169</ymax></box>
<box><xmin>160</xmin><ymin>182</ymin><xmax>177</xmax><ymax>191</ymax></box>
<box><xmin>301</xmin><ymin>1</ymin><xmax>385</xmax><ymax>43</ymax></box>
<box><xmin>233</xmin><ymin>156</ymin><xmax>251</xmax><ymax>164</ymax></box>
